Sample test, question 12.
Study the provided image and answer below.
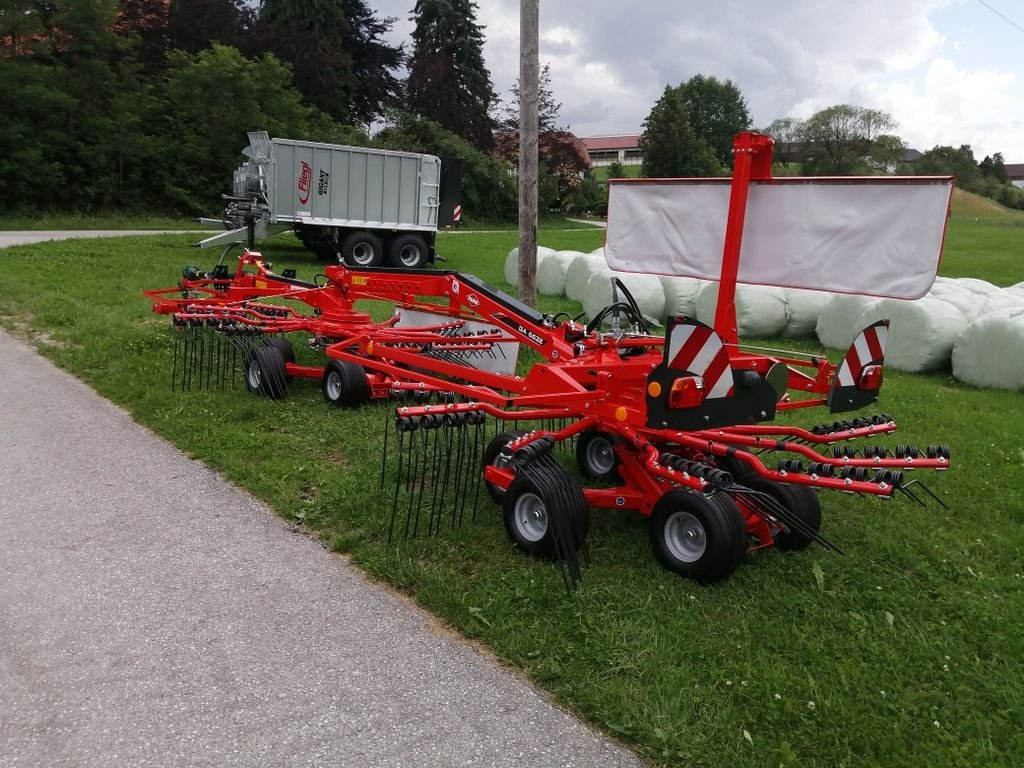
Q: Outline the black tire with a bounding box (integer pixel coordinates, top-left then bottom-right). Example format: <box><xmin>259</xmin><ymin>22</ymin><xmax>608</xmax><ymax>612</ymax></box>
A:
<box><xmin>714</xmin><ymin>445</ymin><xmax>755</xmax><ymax>484</ymax></box>
<box><xmin>322</xmin><ymin>359</ymin><xmax>371</xmax><ymax>408</ymax></box>
<box><xmin>264</xmin><ymin>336</ymin><xmax>296</xmax><ymax>381</ymax></box>
<box><xmin>482</xmin><ymin>430</ymin><xmax>527</xmax><ymax>503</ymax></box>
<box><xmin>743</xmin><ymin>477</ymin><xmax>822</xmax><ymax>551</ymax></box>
<box><xmin>243</xmin><ymin>346</ymin><xmax>288</xmax><ymax>400</ymax></box>
<box><xmin>649</xmin><ymin>490</ymin><xmax>746</xmax><ymax>583</ymax></box>
<box><xmin>576</xmin><ymin>429</ymin><xmax>620</xmax><ymax>480</ymax></box>
<box><xmin>388</xmin><ymin>234</ymin><xmax>430</xmax><ymax>269</ymax></box>
<box><xmin>502</xmin><ymin>465</ymin><xmax>589</xmax><ymax>560</ymax></box>
<box><xmin>341</xmin><ymin>231</ymin><xmax>384</xmax><ymax>268</ymax></box>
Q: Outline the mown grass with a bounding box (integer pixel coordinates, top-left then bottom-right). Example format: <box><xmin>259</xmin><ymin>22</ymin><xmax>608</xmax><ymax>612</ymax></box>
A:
<box><xmin>0</xmin><ymin>211</ymin><xmax>1022</xmax><ymax>768</ymax></box>
<box><xmin>0</xmin><ymin>213</ymin><xmax>203</xmax><ymax>230</ymax></box>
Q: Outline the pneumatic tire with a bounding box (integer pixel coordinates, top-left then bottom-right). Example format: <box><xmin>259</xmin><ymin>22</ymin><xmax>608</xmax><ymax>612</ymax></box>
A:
<box><xmin>341</xmin><ymin>231</ymin><xmax>384</xmax><ymax>268</ymax></box>
<box><xmin>388</xmin><ymin>234</ymin><xmax>430</xmax><ymax>269</ymax></box>
<box><xmin>322</xmin><ymin>359</ymin><xmax>371</xmax><ymax>408</ymax></box>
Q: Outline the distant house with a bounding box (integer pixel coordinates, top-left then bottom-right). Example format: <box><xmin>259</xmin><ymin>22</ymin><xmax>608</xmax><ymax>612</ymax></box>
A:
<box><xmin>581</xmin><ymin>135</ymin><xmax>643</xmax><ymax>167</ymax></box>
<box><xmin>1006</xmin><ymin>163</ymin><xmax>1024</xmax><ymax>188</ymax></box>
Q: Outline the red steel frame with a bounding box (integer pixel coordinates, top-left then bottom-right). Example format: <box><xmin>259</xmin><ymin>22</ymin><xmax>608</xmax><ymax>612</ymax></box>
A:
<box><xmin>145</xmin><ymin>132</ymin><xmax>952</xmax><ymax>557</ymax></box>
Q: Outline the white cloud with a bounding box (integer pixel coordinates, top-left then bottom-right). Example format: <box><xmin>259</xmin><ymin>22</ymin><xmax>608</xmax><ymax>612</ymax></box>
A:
<box><xmin>371</xmin><ymin>0</ymin><xmax>1024</xmax><ymax>158</ymax></box>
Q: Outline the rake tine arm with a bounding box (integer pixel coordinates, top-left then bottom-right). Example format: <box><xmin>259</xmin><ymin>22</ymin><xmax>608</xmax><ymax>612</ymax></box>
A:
<box><xmin>707</xmin><ymin>420</ymin><xmax>897</xmax><ymax>444</ymax></box>
<box><xmin>899</xmin><ymin>479</ymin><xmax>949</xmax><ymax>510</ymax></box>
<box><xmin>685</xmin><ymin>430</ymin><xmax>950</xmax><ymax>472</ymax></box>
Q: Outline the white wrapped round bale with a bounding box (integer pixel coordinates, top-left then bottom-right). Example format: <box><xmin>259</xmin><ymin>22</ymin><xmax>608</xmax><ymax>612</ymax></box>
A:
<box><xmin>660</xmin><ymin>276</ymin><xmax>708</xmax><ymax>320</ymax></box>
<box><xmin>537</xmin><ymin>250</ymin><xmax>583</xmax><ymax>296</ymax></box>
<box><xmin>929</xmin><ymin>286</ymin><xmax>984</xmax><ymax>322</ymax></box>
<box><xmin>582</xmin><ymin>270</ymin><xmax>666</xmax><ymax>325</ymax></box>
<box><xmin>978</xmin><ymin>289</ymin><xmax>1024</xmax><ymax>315</ymax></box>
<box><xmin>695</xmin><ymin>283</ymin><xmax>789</xmax><ymax>337</ymax></box>
<box><xmin>862</xmin><ymin>298</ymin><xmax>968</xmax><ymax>373</ymax></box>
<box><xmin>565</xmin><ymin>252</ymin><xmax>607</xmax><ymax>302</ymax></box>
<box><xmin>503</xmin><ymin>245</ymin><xmax>556</xmax><ymax>288</ymax></box>
<box><xmin>783</xmin><ymin>288</ymin><xmax>832</xmax><ymax>339</ymax></box>
<box><xmin>952</xmin><ymin>277</ymin><xmax>1003</xmax><ymax>297</ymax></box>
<box><xmin>952</xmin><ymin>308</ymin><xmax>1024</xmax><ymax>390</ymax></box>
<box><xmin>816</xmin><ymin>294</ymin><xmax>882</xmax><ymax>350</ymax></box>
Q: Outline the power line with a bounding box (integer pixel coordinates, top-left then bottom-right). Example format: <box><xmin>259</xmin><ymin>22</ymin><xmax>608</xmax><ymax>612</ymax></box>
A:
<box><xmin>975</xmin><ymin>0</ymin><xmax>1024</xmax><ymax>35</ymax></box>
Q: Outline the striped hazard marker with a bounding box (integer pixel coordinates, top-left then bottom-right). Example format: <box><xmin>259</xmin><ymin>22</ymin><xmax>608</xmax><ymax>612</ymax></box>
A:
<box><xmin>666</xmin><ymin>320</ymin><xmax>734</xmax><ymax>399</ymax></box>
<box><xmin>836</xmin><ymin>320</ymin><xmax>889</xmax><ymax>387</ymax></box>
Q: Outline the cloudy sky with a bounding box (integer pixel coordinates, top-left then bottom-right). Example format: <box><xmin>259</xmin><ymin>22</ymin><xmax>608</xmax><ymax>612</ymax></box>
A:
<box><xmin>372</xmin><ymin>0</ymin><xmax>1024</xmax><ymax>161</ymax></box>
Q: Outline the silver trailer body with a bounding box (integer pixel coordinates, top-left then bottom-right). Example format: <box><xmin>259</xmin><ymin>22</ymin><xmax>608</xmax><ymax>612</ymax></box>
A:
<box><xmin>201</xmin><ymin>131</ymin><xmax>461</xmax><ymax>269</ymax></box>
<box><xmin>234</xmin><ymin>132</ymin><xmax>442</xmax><ymax>232</ymax></box>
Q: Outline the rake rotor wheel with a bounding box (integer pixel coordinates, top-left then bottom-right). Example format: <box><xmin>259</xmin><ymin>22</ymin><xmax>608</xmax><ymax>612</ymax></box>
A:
<box><xmin>243</xmin><ymin>347</ymin><xmax>288</xmax><ymax>400</ymax></box>
<box><xmin>649</xmin><ymin>490</ymin><xmax>747</xmax><ymax>584</ymax></box>
<box><xmin>742</xmin><ymin>478</ymin><xmax>822</xmax><ymax>551</ymax></box>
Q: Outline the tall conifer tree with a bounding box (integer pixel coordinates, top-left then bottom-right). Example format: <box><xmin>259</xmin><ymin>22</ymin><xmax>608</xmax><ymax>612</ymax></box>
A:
<box><xmin>406</xmin><ymin>0</ymin><xmax>496</xmax><ymax>151</ymax></box>
<box><xmin>640</xmin><ymin>85</ymin><xmax>719</xmax><ymax>178</ymax></box>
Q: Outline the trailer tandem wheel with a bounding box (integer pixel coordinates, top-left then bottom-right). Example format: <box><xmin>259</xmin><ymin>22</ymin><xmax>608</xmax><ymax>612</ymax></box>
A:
<box><xmin>243</xmin><ymin>347</ymin><xmax>288</xmax><ymax>400</ymax></box>
<box><xmin>341</xmin><ymin>231</ymin><xmax>385</xmax><ymax>268</ymax></box>
<box><xmin>388</xmin><ymin>234</ymin><xmax>430</xmax><ymax>269</ymax></box>
<box><xmin>322</xmin><ymin>360</ymin><xmax>371</xmax><ymax>408</ymax></box>
<box><xmin>649</xmin><ymin>490</ymin><xmax>747</xmax><ymax>583</ymax></box>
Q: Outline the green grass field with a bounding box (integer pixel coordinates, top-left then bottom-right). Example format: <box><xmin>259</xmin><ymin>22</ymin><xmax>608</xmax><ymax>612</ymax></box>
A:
<box><xmin>0</xmin><ymin>202</ymin><xmax>1022</xmax><ymax>768</ymax></box>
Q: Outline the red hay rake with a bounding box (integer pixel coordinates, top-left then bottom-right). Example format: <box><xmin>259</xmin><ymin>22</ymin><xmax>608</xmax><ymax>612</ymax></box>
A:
<box><xmin>146</xmin><ymin>133</ymin><xmax>954</xmax><ymax>589</ymax></box>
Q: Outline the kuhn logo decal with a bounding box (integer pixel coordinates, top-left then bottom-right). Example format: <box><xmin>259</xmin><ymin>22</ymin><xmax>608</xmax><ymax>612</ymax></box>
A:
<box><xmin>297</xmin><ymin>161</ymin><xmax>312</xmax><ymax>205</ymax></box>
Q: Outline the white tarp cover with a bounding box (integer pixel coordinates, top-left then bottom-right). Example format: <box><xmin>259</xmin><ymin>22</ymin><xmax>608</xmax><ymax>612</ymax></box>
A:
<box><xmin>606</xmin><ymin>177</ymin><xmax>953</xmax><ymax>299</ymax></box>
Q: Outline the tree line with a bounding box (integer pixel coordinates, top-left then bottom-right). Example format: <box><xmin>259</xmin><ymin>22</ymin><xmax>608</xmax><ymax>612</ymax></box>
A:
<box><xmin>639</xmin><ymin>85</ymin><xmax>1023</xmax><ymax>210</ymax></box>
<box><xmin>0</xmin><ymin>0</ymin><xmax>523</xmax><ymax>219</ymax></box>
<box><xmin>2</xmin><ymin>1</ymin><xmax>1020</xmax><ymax>219</ymax></box>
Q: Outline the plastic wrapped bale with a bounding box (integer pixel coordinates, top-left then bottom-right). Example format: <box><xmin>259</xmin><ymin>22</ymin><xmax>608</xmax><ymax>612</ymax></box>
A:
<box><xmin>928</xmin><ymin>284</ymin><xmax>984</xmax><ymax>322</ymax></box>
<box><xmin>660</xmin><ymin>276</ymin><xmax>708</xmax><ymax>320</ymax></box>
<box><xmin>816</xmin><ymin>294</ymin><xmax>883</xmax><ymax>350</ymax></box>
<box><xmin>978</xmin><ymin>289</ymin><xmax>1024</xmax><ymax>315</ymax></box>
<box><xmin>695</xmin><ymin>283</ymin><xmax>790</xmax><ymax>337</ymax></box>
<box><xmin>537</xmin><ymin>250</ymin><xmax>583</xmax><ymax>296</ymax></box>
<box><xmin>862</xmin><ymin>297</ymin><xmax>968</xmax><ymax>372</ymax></box>
<box><xmin>565</xmin><ymin>252</ymin><xmax>607</xmax><ymax>302</ymax></box>
<box><xmin>952</xmin><ymin>308</ymin><xmax>1024</xmax><ymax>390</ymax></box>
<box><xmin>1006</xmin><ymin>280</ymin><xmax>1024</xmax><ymax>296</ymax></box>
<box><xmin>957</xmin><ymin>277</ymin><xmax>1004</xmax><ymax>296</ymax></box>
<box><xmin>582</xmin><ymin>270</ymin><xmax>665</xmax><ymax>325</ymax></box>
<box><xmin>503</xmin><ymin>245</ymin><xmax>557</xmax><ymax>288</ymax></box>
<box><xmin>783</xmin><ymin>288</ymin><xmax>833</xmax><ymax>339</ymax></box>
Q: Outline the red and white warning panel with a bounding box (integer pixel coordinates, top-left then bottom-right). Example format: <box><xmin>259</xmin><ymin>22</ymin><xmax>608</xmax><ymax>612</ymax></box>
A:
<box><xmin>837</xmin><ymin>320</ymin><xmax>889</xmax><ymax>388</ymax></box>
<box><xmin>666</xmin><ymin>320</ymin><xmax>734</xmax><ymax>399</ymax></box>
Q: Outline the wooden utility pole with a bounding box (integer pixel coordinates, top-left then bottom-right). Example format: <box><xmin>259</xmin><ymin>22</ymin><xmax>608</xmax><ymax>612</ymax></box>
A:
<box><xmin>517</xmin><ymin>0</ymin><xmax>539</xmax><ymax>306</ymax></box>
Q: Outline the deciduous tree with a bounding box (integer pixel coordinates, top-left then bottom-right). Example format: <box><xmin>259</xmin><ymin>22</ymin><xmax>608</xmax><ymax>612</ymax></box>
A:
<box><xmin>678</xmin><ymin>74</ymin><xmax>750</xmax><ymax>166</ymax></box>
<box><xmin>796</xmin><ymin>104</ymin><xmax>897</xmax><ymax>175</ymax></box>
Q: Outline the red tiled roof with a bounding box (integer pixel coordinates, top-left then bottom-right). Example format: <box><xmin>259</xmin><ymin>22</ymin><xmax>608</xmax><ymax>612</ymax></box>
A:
<box><xmin>1005</xmin><ymin>163</ymin><xmax>1024</xmax><ymax>179</ymax></box>
<box><xmin>581</xmin><ymin>135</ymin><xmax>641</xmax><ymax>151</ymax></box>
